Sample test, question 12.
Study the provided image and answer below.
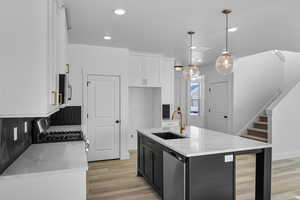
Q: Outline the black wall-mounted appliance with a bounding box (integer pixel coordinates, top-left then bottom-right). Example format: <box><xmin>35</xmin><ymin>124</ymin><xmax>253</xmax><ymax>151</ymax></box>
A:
<box><xmin>162</xmin><ymin>104</ymin><xmax>171</xmax><ymax>119</ymax></box>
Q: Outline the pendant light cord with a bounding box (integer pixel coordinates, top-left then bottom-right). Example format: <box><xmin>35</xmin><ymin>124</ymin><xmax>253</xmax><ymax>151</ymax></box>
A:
<box><xmin>225</xmin><ymin>13</ymin><xmax>228</xmax><ymax>52</ymax></box>
<box><xmin>190</xmin><ymin>34</ymin><xmax>192</xmax><ymax>65</ymax></box>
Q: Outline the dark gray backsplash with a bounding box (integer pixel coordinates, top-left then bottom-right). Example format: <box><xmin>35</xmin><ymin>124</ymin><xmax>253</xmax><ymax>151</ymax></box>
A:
<box><xmin>0</xmin><ymin>118</ymin><xmax>33</xmax><ymax>174</ymax></box>
<box><xmin>50</xmin><ymin>106</ymin><xmax>81</xmax><ymax>125</ymax></box>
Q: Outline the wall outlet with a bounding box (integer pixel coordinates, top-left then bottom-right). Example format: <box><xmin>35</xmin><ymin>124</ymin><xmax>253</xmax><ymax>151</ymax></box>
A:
<box><xmin>13</xmin><ymin>127</ymin><xmax>18</xmax><ymax>141</ymax></box>
<box><xmin>24</xmin><ymin>121</ymin><xmax>28</xmax><ymax>133</ymax></box>
<box><xmin>224</xmin><ymin>154</ymin><xmax>234</xmax><ymax>163</ymax></box>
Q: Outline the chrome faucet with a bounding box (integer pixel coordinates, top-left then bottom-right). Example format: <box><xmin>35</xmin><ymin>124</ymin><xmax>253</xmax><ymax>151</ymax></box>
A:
<box><xmin>171</xmin><ymin>107</ymin><xmax>186</xmax><ymax>134</ymax></box>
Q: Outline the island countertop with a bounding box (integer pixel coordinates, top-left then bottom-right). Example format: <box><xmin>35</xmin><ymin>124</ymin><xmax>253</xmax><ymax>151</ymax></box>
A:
<box><xmin>137</xmin><ymin>126</ymin><xmax>271</xmax><ymax>157</ymax></box>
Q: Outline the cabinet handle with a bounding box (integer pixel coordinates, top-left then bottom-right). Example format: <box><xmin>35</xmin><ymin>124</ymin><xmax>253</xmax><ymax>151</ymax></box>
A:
<box><xmin>65</xmin><ymin>64</ymin><xmax>70</xmax><ymax>74</ymax></box>
<box><xmin>51</xmin><ymin>91</ymin><xmax>57</xmax><ymax>105</ymax></box>
<box><xmin>59</xmin><ymin>93</ymin><xmax>63</xmax><ymax>105</ymax></box>
<box><xmin>68</xmin><ymin>85</ymin><xmax>72</xmax><ymax>100</ymax></box>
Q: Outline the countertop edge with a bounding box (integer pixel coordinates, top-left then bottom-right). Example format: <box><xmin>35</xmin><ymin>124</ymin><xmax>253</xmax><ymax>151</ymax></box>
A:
<box><xmin>137</xmin><ymin>128</ymin><xmax>272</xmax><ymax>158</ymax></box>
<box><xmin>0</xmin><ymin>166</ymin><xmax>88</xmax><ymax>180</ymax></box>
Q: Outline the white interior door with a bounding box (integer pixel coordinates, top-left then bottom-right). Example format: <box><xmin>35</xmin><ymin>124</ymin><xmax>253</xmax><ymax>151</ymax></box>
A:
<box><xmin>87</xmin><ymin>75</ymin><xmax>120</xmax><ymax>161</ymax></box>
<box><xmin>206</xmin><ymin>81</ymin><xmax>229</xmax><ymax>133</ymax></box>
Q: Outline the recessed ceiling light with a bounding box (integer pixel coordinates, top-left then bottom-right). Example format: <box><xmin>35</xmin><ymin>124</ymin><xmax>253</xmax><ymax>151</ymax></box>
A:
<box><xmin>114</xmin><ymin>8</ymin><xmax>126</xmax><ymax>16</ymax></box>
<box><xmin>104</xmin><ymin>35</ymin><xmax>112</xmax><ymax>40</ymax></box>
<box><xmin>228</xmin><ymin>27</ymin><xmax>238</xmax><ymax>32</ymax></box>
<box><xmin>190</xmin><ymin>46</ymin><xmax>197</xmax><ymax>50</ymax></box>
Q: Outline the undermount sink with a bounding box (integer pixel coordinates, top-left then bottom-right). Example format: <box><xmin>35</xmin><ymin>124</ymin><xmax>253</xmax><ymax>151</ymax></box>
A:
<box><xmin>152</xmin><ymin>132</ymin><xmax>185</xmax><ymax>140</ymax></box>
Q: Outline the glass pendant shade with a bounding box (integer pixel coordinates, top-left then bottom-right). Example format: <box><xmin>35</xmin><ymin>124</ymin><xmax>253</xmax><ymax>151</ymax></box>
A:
<box><xmin>216</xmin><ymin>51</ymin><xmax>234</xmax><ymax>75</ymax></box>
<box><xmin>182</xmin><ymin>64</ymin><xmax>200</xmax><ymax>80</ymax></box>
<box><xmin>216</xmin><ymin>9</ymin><xmax>234</xmax><ymax>75</ymax></box>
<box><xmin>182</xmin><ymin>31</ymin><xmax>200</xmax><ymax>80</ymax></box>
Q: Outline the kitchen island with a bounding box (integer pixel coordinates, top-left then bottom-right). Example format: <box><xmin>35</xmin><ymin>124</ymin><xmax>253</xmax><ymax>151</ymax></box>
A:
<box><xmin>137</xmin><ymin>126</ymin><xmax>271</xmax><ymax>200</ymax></box>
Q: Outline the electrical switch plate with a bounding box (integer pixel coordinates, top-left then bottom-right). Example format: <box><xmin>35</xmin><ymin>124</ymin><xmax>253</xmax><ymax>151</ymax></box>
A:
<box><xmin>14</xmin><ymin>127</ymin><xmax>18</xmax><ymax>141</ymax></box>
<box><xmin>24</xmin><ymin>122</ymin><xmax>28</xmax><ymax>133</ymax></box>
<box><xmin>224</xmin><ymin>154</ymin><xmax>234</xmax><ymax>163</ymax></box>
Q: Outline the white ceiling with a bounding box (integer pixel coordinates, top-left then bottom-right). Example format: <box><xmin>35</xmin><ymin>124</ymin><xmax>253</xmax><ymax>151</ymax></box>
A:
<box><xmin>64</xmin><ymin>0</ymin><xmax>300</xmax><ymax>66</ymax></box>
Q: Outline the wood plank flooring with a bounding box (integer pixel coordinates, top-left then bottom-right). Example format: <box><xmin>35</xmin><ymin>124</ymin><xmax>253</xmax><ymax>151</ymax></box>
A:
<box><xmin>87</xmin><ymin>152</ymin><xmax>300</xmax><ymax>200</ymax></box>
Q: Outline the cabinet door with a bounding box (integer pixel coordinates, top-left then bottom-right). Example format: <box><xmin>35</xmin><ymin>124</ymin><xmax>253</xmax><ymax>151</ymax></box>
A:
<box><xmin>56</xmin><ymin>6</ymin><xmax>67</xmax><ymax>74</ymax></box>
<box><xmin>144</xmin><ymin>145</ymin><xmax>154</xmax><ymax>184</ymax></box>
<box><xmin>128</xmin><ymin>55</ymin><xmax>142</xmax><ymax>86</ymax></box>
<box><xmin>189</xmin><ymin>154</ymin><xmax>234</xmax><ymax>200</ymax></box>
<box><xmin>138</xmin><ymin>135</ymin><xmax>144</xmax><ymax>174</ymax></box>
<box><xmin>142</xmin><ymin>56</ymin><xmax>160</xmax><ymax>86</ymax></box>
<box><xmin>47</xmin><ymin>0</ymin><xmax>59</xmax><ymax>111</ymax></box>
<box><xmin>153</xmin><ymin>153</ymin><xmax>163</xmax><ymax>195</ymax></box>
<box><xmin>160</xmin><ymin>59</ymin><xmax>174</xmax><ymax>105</ymax></box>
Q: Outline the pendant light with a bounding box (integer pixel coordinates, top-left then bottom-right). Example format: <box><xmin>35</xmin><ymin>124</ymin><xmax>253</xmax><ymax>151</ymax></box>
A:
<box><xmin>216</xmin><ymin>9</ymin><xmax>234</xmax><ymax>75</ymax></box>
<box><xmin>174</xmin><ymin>61</ymin><xmax>184</xmax><ymax>71</ymax></box>
<box><xmin>182</xmin><ymin>31</ymin><xmax>200</xmax><ymax>80</ymax></box>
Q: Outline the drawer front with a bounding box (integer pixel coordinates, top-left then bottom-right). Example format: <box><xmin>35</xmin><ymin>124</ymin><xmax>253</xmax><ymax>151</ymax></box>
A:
<box><xmin>143</xmin><ymin>136</ymin><xmax>156</xmax><ymax>147</ymax></box>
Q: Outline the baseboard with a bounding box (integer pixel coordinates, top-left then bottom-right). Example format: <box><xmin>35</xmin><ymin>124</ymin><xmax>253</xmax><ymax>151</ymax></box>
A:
<box><xmin>120</xmin><ymin>151</ymin><xmax>130</xmax><ymax>160</ymax></box>
<box><xmin>273</xmin><ymin>150</ymin><xmax>300</xmax><ymax>161</ymax></box>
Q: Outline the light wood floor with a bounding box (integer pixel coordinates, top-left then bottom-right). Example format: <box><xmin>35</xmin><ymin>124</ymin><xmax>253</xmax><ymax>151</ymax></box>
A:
<box><xmin>87</xmin><ymin>152</ymin><xmax>300</xmax><ymax>200</ymax></box>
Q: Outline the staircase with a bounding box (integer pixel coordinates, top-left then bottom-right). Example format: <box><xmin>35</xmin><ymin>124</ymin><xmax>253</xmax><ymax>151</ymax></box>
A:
<box><xmin>242</xmin><ymin>114</ymin><xmax>268</xmax><ymax>142</ymax></box>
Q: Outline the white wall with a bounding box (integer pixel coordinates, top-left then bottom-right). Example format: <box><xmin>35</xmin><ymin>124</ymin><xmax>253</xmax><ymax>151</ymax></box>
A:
<box><xmin>233</xmin><ymin>51</ymin><xmax>284</xmax><ymax>134</ymax></box>
<box><xmin>68</xmin><ymin>44</ymin><xmax>129</xmax><ymax>159</ymax></box>
<box><xmin>271</xmin><ymin>81</ymin><xmax>300</xmax><ymax>160</ymax></box>
<box><xmin>127</xmin><ymin>87</ymin><xmax>161</xmax><ymax>150</ymax></box>
<box><xmin>282</xmin><ymin>51</ymin><xmax>300</xmax><ymax>91</ymax></box>
<box><xmin>174</xmin><ymin>71</ymin><xmax>188</xmax><ymax>123</ymax></box>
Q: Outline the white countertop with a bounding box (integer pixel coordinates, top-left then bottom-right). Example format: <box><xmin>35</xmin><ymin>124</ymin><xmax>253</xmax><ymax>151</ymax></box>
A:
<box><xmin>138</xmin><ymin>126</ymin><xmax>271</xmax><ymax>157</ymax></box>
<box><xmin>1</xmin><ymin>142</ymin><xmax>88</xmax><ymax>179</ymax></box>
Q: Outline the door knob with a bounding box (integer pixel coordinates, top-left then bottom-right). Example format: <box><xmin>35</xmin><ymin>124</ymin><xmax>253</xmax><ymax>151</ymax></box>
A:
<box><xmin>115</xmin><ymin>120</ymin><xmax>120</xmax><ymax>124</ymax></box>
<box><xmin>224</xmin><ymin>116</ymin><xmax>228</xmax><ymax>119</ymax></box>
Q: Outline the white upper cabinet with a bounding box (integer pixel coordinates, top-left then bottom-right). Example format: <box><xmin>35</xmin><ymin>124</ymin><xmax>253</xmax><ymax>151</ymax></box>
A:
<box><xmin>56</xmin><ymin>3</ymin><xmax>68</xmax><ymax>74</ymax></box>
<box><xmin>128</xmin><ymin>53</ymin><xmax>161</xmax><ymax>87</ymax></box>
<box><xmin>142</xmin><ymin>55</ymin><xmax>160</xmax><ymax>86</ymax></box>
<box><xmin>0</xmin><ymin>0</ymin><xmax>67</xmax><ymax>117</ymax></box>
<box><xmin>160</xmin><ymin>58</ymin><xmax>175</xmax><ymax>105</ymax></box>
<box><xmin>128</xmin><ymin>55</ymin><xmax>143</xmax><ymax>86</ymax></box>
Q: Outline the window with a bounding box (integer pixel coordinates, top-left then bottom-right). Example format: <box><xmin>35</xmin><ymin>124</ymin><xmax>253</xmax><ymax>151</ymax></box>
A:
<box><xmin>190</xmin><ymin>82</ymin><xmax>201</xmax><ymax>115</ymax></box>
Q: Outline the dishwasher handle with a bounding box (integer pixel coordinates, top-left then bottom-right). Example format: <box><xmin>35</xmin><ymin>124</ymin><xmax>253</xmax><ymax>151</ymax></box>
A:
<box><xmin>166</xmin><ymin>150</ymin><xmax>186</xmax><ymax>163</ymax></box>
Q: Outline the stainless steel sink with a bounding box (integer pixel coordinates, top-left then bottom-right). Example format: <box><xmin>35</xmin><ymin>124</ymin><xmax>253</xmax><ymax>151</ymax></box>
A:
<box><xmin>152</xmin><ymin>132</ymin><xmax>185</xmax><ymax>140</ymax></box>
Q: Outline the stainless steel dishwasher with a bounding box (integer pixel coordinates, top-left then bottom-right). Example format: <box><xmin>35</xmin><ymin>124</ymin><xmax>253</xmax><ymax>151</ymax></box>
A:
<box><xmin>163</xmin><ymin>150</ymin><xmax>186</xmax><ymax>200</ymax></box>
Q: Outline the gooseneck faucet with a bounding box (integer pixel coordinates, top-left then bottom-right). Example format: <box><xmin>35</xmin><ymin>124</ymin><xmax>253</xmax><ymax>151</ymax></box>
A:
<box><xmin>171</xmin><ymin>107</ymin><xmax>186</xmax><ymax>134</ymax></box>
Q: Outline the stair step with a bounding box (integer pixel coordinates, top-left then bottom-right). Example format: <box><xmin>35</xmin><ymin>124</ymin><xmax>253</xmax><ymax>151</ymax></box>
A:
<box><xmin>254</xmin><ymin>121</ymin><xmax>268</xmax><ymax>130</ymax></box>
<box><xmin>241</xmin><ymin>134</ymin><xmax>268</xmax><ymax>143</ymax></box>
<box><xmin>259</xmin><ymin>115</ymin><xmax>268</xmax><ymax>122</ymax></box>
<box><xmin>247</xmin><ymin>128</ymin><xmax>268</xmax><ymax>138</ymax></box>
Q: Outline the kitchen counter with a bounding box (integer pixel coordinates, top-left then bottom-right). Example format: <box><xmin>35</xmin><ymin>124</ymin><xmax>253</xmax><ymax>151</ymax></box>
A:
<box><xmin>0</xmin><ymin>141</ymin><xmax>87</xmax><ymax>179</ymax></box>
<box><xmin>138</xmin><ymin>126</ymin><xmax>271</xmax><ymax>157</ymax></box>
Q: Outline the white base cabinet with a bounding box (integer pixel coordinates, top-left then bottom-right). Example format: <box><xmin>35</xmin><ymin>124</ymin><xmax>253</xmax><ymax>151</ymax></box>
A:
<box><xmin>0</xmin><ymin>0</ymin><xmax>67</xmax><ymax>117</ymax></box>
<box><xmin>0</xmin><ymin>170</ymin><xmax>86</xmax><ymax>200</ymax></box>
